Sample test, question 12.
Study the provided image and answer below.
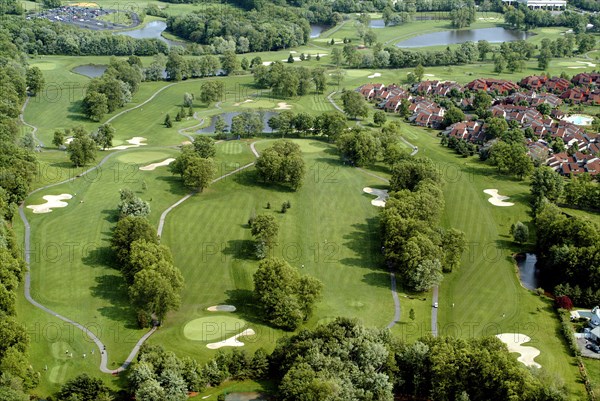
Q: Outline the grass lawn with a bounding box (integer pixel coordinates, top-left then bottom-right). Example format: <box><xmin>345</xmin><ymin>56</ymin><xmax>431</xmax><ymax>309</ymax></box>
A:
<box><xmin>152</xmin><ymin>139</ymin><xmax>394</xmax><ymax>364</ymax></box>
<box><xmin>359</xmin><ymin>119</ymin><xmax>588</xmax><ymax>398</ymax></box>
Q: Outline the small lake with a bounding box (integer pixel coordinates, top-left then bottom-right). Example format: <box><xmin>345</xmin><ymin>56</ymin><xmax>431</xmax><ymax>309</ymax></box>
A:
<box><xmin>515</xmin><ymin>253</ymin><xmax>540</xmax><ymax>291</ymax></box>
<box><xmin>117</xmin><ymin>20</ymin><xmax>181</xmax><ymax>47</ymax></box>
<box><xmin>310</xmin><ymin>24</ymin><xmax>327</xmax><ymax>38</ymax></box>
<box><xmin>197</xmin><ymin>111</ymin><xmax>278</xmax><ymax>134</ymax></box>
<box><xmin>396</xmin><ymin>27</ymin><xmax>534</xmax><ymax>48</ymax></box>
<box><xmin>72</xmin><ymin>64</ymin><xmax>107</xmax><ymax>78</ymax></box>
<box><xmin>369</xmin><ymin>19</ymin><xmax>386</xmax><ymax>28</ymax></box>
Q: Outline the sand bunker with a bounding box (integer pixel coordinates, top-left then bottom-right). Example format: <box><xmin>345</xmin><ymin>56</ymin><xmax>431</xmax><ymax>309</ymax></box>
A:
<box><xmin>233</xmin><ymin>99</ymin><xmax>253</xmax><ymax>106</ymax></box>
<box><xmin>64</xmin><ymin>137</ymin><xmax>74</xmax><ymax>145</ymax></box>
<box><xmin>206</xmin><ymin>329</ymin><xmax>255</xmax><ymax>349</ymax></box>
<box><xmin>496</xmin><ymin>333</ymin><xmax>541</xmax><ymax>368</ymax></box>
<box><xmin>368</xmin><ymin>72</ymin><xmax>382</xmax><ymax>78</ymax></box>
<box><xmin>262</xmin><ymin>61</ymin><xmax>274</xmax><ymax>66</ymax></box>
<box><xmin>424</xmin><ymin>74</ymin><xmax>435</xmax><ymax>77</ymax></box>
<box><xmin>207</xmin><ymin>305</ymin><xmax>237</xmax><ymax>312</ymax></box>
<box><xmin>363</xmin><ymin>187</ymin><xmax>389</xmax><ymax>207</ymax></box>
<box><xmin>274</xmin><ymin>102</ymin><xmax>292</xmax><ymax>110</ymax></box>
<box><xmin>483</xmin><ymin>189</ymin><xmax>514</xmax><ymax>207</ymax></box>
<box><xmin>27</xmin><ymin>194</ymin><xmax>73</xmax><ymax>214</ymax></box>
<box><xmin>139</xmin><ymin>158</ymin><xmax>175</xmax><ymax>171</ymax></box>
<box><xmin>110</xmin><ymin>137</ymin><xmax>147</xmax><ymax>150</ymax></box>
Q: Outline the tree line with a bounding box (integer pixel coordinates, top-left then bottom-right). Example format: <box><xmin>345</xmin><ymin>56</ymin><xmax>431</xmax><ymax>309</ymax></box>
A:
<box><xmin>253</xmin><ymin>62</ymin><xmax>328</xmax><ymax>97</ymax></box>
<box><xmin>2</xmin><ymin>16</ymin><xmax>168</xmax><ymax>57</ymax></box>
<box><xmin>166</xmin><ymin>5</ymin><xmax>310</xmax><ymax>53</ymax></box>
<box><xmin>169</xmin><ymin>137</ymin><xmax>217</xmax><ymax>192</ymax></box>
<box><xmin>49</xmin><ymin>317</ymin><xmax>568</xmax><ymax>400</ymax></box>
<box><xmin>0</xmin><ymin>27</ymin><xmax>42</xmax><ymax>401</ymax></box>
<box><xmin>530</xmin><ymin>167</ymin><xmax>600</xmax><ymax>307</ymax></box>
<box><xmin>382</xmin><ymin>157</ymin><xmax>466</xmax><ymax>291</ymax></box>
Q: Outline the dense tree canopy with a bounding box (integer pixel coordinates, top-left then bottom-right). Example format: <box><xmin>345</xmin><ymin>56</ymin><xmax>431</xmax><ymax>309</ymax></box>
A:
<box><xmin>255</xmin><ymin>139</ymin><xmax>305</xmax><ymax>190</ymax></box>
<box><xmin>253</xmin><ymin>257</ymin><xmax>322</xmax><ymax>330</ymax></box>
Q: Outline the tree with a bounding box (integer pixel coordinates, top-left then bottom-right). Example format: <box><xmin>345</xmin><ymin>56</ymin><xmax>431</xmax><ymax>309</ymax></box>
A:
<box><xmin>341</xmin><ymin>90</ymin><xmax>369</xmax><ymax>120</ymax></box>
<box><xmin>538</xmin><ymin>48</ymin><xmax>552</xmax><ymax>70</ymax></box>
<box><xmin>413</xmin><ymin>64</ymin><xmax>425</xmax><ymax>82</ymax></box>
<box><xmin>26</xmin><ymin>67</ymin><xmax>44</xmax><ymax>95</ymax></box>
<box><xmin>255</xmin><ymin>140</ymin><xmax>305</xmax><ymax>190</ymax></box>
<box><xmin>555</xmin><ymin>295</ymin><xmax>573</xmax><ymax>310</ymax></box>
<box><xmin>111</xmin><ymin>216</ymin><xmax>158</xmax><ymax>265</ymax></box>
<box><xmin>166</xmin><ymin>52</ymin><xmax>186</xmax><ymax>81</ymax></box>
<box><xmin>250</xmin><ymin>215</ymin><xmax>279</xmax><ymax>258</ymax></box>
<box><xmin>66</xmin><ymin>127</ymin><xmax>97</xmax><ymax>167</ymax></box>
<box><xmin>536</xmin><ymin>103</ymin><xmax>551</xmax><ymax>117</ymax></box>
<box><xmin>513</xmin><ymin>221</ymin><xmax>529</xmax><ymax>244</ymax></box>
<box><xmin>192</xmin><ymin>136</ymin><xmax>216</xmax><ymax>158</ymax></box>
<box><xmin>231</xmin><ymin>112</ymin><xmax>263</xmax><ymax>137</ymax></box>
<box><xmin>214</xmin><ymin>115</ymin><xmax>227</xmax><ymax>135</ymax></box>
<box><xmin>183</xmin><ymin>93</ymin><xmax>194</xmax><ymax>108</ymax></box>
<box><xmin>129</xmin><ymin>263</ymin><xmax>183</xmax><ymax>323</ymax></box>
<box><xmin>287</xmin><ymin>53</ymin><xmax>295</xmax><ymax>63</ymax></box>
<box><xmin>331</xmin><ymin>47</ymin><xmax>343</xmax><ymax>67</ymax></box>
<box><xmin>390</xmin><ymin>158</ymin><xmax>441</xmax><ymax>192</ymax></box>
<box><xmin>52</xmin><ymin>130</ymin><xmax>65</xmax><ymax>148</ymax></box>
<box><xmin>494</xmin><ymin>54</ymin><xmax>507</xmax><ymax>73</ymax></box>
<box><xmin>530</xmin><ymin>166</ymin><xmax>564</xmax><ymax>203</ymax></box>
<box><xmin>164</xmin><ymin>114</ymin><xmax>172</xmax><ymax>128</ymax></box>
<box><xmin>57</xmin><ymin>374</ymin><xmax>111</xmax><ymax>401</ymax></box>
<box><xmin>199</xmin><ymin>81</ymin><xmax>224</xmax><ymax>106</ymax></box>
<box><xmin>118</xmin><ymin>188</ymin><xmax>150</xmax><ymax>219</ymax></box>
<box><xmin>473</xmin><ymin>90</ymin><xmax>493</xmax><ymax>111</ymax></box>
<box><xmin>443</xmin><ymin>107</ymin><xmax>465</xmax><ymax>127</ymax></box>
<box><xmin>477</xmin><ymin>40</ymin><xmax>492</xmax><ymax>61</ymax></box>
<box><xmin>82</xmin><ymin>91</ymin><xmax>108</xmax><ymax>121</ymax></box>
<box><xmin>409</xmin><ymin>308</ymin><xmax>415</xmax><ymax>321</ymax></box>
<box><xmin>373</xmin><ymin>110</ymin><xmax>387</xmax><ymax>126</ymax></box>
<box><xmin>220</xmin><ymin>51</ymin><xmax>239</xmax><ymax>75</ymax></box>
<box><xmin>484</xmin><ymin>117</ymin><xmax>508</xmax><ymax>139</ymax></box>
<box><xmin>337</xmin><ymin>128</ymin><xmax>381</xmax><ymax>166</ymax></box>
<box><xmin>183</xmin><ymin>156</ymin><xmax>216</xmax><ymax>192</ymax></box>
<box><xmin>253</xmin><ymin>257</ymin><xmax>322</xmax><ymax>330</ymax></box>
<box><xmin>94</xmin><ymin>123</ymin><xmax>115</xmax><ymax>150</ymax></box>
<box><xmin>363</xmin><ymin>29</ymin><xmax>377</xmax><ymax>46</ymax></box>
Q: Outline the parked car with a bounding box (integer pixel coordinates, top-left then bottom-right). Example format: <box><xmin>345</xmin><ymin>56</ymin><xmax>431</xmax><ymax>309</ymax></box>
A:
<box><xmin>586</xmin><ymin>343</ymin><xmax>600</xmax><ymax>353</ymax></box>
<box><xmin>433</xmin><ymin>302</ymin><xmax>438</xmax><ymax>308</ymax></box>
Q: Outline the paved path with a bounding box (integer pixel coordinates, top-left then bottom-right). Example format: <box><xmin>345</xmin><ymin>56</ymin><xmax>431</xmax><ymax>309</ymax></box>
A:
<box><xmin>386</xmin><ymin>272</ymin><xmax>401</xmax><ymax>328</ymax></box>
<box><xmin>327</xmin><ymin>91</ymin><xmax>345</xmax><ymax>113</ymax></box>
<box><xmin>431</xmin><ymin>285</ymin><xmax>439</xmax><ymax>337</ymax></box>
<box><xmin>105</xmin><ymin>83</ymin><xmax>178</xmax><ymax>124</ymax></box>
<box><xmin>18</xmin><ymin>147</ymin><xmax>156</xmax><ymax>373</ymax></box>
<box><xmin>20</xmin><ymin>97</ymin><xmax>43</xmax><ymax>147</ymax></box>
<box><xmin>177</xmin><ymin>112</ymin><xmax>204</xmax><ymax>142</ymax></box>
<box><xmin>17</xmin><ymin>90</ymin><xmax>185</xmax><ymax>373</ymax></box>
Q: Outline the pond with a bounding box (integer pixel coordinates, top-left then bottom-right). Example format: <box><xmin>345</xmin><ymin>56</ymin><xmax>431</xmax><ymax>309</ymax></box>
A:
<box><xmin>563</xmin><ymin>114</ymin><xmax>593</xmax><ymax>126</ymax></box>
<box><xmin>117</xmin><ymin>20</ymin><xmax>181</xmax><ymax>47</ymax></box>
<box><xmin>515</xmin><ymin>253</ymin><xmax>540</xmax><ymax>291</ymax></box>
<box><xmin>369</xmin><ymin>19</ymin><xmax>386</xmax><ymax>28</ymax></box>
<box><xmin>396</xmin><ymin>27</ymin><xmax>534</xmax><ymax>48</ymax></box>
<box><xmin>72</xmin><ymin>64</ymin><xmax>107</xmax><ymax>78</ymax></box>
<box><xmin>310</xmin><ymin>24</ymin><xmax>327</xmax><ymax>38</ymax></box>
<box><xmin>197</xmin><ymin>111</ymin><xmax>278</xmax><ymax>134</ymax></box>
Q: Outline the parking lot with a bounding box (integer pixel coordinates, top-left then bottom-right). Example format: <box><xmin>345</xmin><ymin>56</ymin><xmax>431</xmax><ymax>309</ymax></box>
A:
<box><xmin>31</xmin><ymin>6</ymin><xmax>140</xmax><ymax>31</ymax></box>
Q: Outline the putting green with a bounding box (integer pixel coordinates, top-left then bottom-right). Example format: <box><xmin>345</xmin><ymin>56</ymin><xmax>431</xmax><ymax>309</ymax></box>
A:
<box><xmin>116</xmin><ymin>150</ymin><xmax>174</xmax><ymax>165</ymax></box>
<box><xmin>183</xmin><ymin>316</ymin><xmax>247</xmax><ymax>342</ymax></box>
<box><xmin>50</xmin><ymin>341</ymin><xmax>72</xmax><ymax>360</ymax></box>
<box><xmin>221</xmin><ymin>142</ymin><xmax>243</xmax><ymax>155</ymax></box>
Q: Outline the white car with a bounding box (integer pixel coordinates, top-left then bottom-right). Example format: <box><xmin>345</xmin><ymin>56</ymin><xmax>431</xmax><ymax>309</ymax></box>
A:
<box><xmin>433</xmin><ymin>302</ymin><xmax>438</xmax><ymax>308</ymax></box>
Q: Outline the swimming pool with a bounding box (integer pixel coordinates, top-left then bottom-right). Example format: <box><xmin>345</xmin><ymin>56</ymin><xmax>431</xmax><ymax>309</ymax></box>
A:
<box><xmin>563</xmin><ymin>114</ymin><xmax>593</xmax><ymax>126</ymax></box>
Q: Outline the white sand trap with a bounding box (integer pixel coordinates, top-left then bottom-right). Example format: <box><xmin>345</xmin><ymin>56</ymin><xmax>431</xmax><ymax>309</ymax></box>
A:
<box><xmin>233</xmin><ymin>99</ymin><xmax>253</xmax><ymax>106</ymax></box>
<box><xmin>207</xmin><ymin>305</ymin><xmax>237</xmax><ymax>312</ymax></box>
<box><xmin>496</xmin><ymin>333</ymin><xmax>541</xmax><ymax>368</ymax></box>
<box><xmin>64</xmin><ymin>137</ymin><xmax>74</xmax><ymax>145</ymax></box>
<box><xmin>424</xmin><ymin>74</ymin><xmax>435</xmax><ymax>77</ymax></box>
<box><xmin>576</xmin><ymin>60</ymin><xmax>596</xmax><ymax>67</ymax></box>
<box><xmin>262</xmin><ymin>61</ymin><xmax>274</xmax><ymax>66</ymax></box>
<box><xmin>110</xmin><ymin>137</ymin><xmax>147</xmax><ymax>150</ymax></box>
<box><xmin>363</xmin><ymin>187</ymin><xmax>389</xmax><ymax>207</ymax></box>
<box><xmin>368</xmin><ymin>72</ymin><xmax>381</xmax><ymax>78</ymax></box>
<box><xmin>139</xmin><ymin>158</ymin><xmax>175</xmax><ymax>171</ymax></box>
<box><xmin>568</xmin><ymin>66</ymin><xmax>587</xmax><ymax>69</ymax></box>
<box><xmin>27</xmin><ymin>194</ymin><xmax>72</xmax><ymax>213</ymax></box>
<box><xmin>483</xmin><ymin>189</ymin><xmax>514</xmax><ymax>207</ymax></box>
<box><xmin>206</xmin><ymin>329</ymin><xmax>255</xmax><ymax>349</ymax></box>
<box><xmin>274</xmin><ymin>102</ymin><xmax>292</xmax><ymax>110</ymax></box>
